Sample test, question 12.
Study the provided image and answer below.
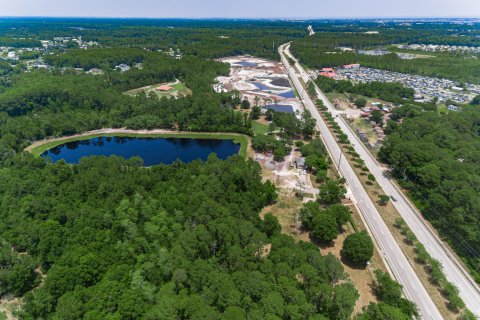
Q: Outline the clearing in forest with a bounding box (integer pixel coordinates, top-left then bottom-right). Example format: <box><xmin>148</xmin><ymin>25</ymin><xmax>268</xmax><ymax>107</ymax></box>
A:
<box><xmin>123</xmin><ymin>79</ymin><xmax>192</xmax><ymax>99</ymax></box>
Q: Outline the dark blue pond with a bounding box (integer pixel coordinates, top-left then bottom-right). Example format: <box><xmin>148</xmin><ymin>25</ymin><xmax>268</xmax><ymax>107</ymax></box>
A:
<box><xmin>251</xmin><ymin>82</ymin><xmax>295</xmax><ymax>98</ymax></box>
<box><xmin>237</xmin><ymin>61</ymin><xmax>257</xmax><ymax>67</ymax></box>
<box><xmin>252</xmin><ymin>81</ymin><xmax>276</xmax><ymax>91</ymax></box>
<box><xmin>265</xmin><ymin>104</ymin><xmax>295</xmax><ymax>113</ymax></box>
<box><xmin>277</xmin><ymin>91</ymin><xmax>295</xmax><ymax>98</ymax></box>
<box><xmin>41</xmin><ymin>136</ymin><xmax>240</xmax><ymax>166</ymax></box>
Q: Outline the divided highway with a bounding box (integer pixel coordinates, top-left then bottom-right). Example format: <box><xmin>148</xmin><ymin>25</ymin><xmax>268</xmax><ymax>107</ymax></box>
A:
<box><xmin>280</xmin><ymin>43</ymin><xmax>480</xmax><ymax>317</ymax></box>
<box><xmin>279</xmin><ymin>43</ymin><xmax>444</xmax><ymax>319</ymax></box>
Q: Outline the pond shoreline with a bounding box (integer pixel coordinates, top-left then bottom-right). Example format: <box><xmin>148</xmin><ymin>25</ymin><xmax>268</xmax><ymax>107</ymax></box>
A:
<box><xmin>25</xmin><ymin>128</ymin><xmax>250</xmax><ymax>159</ymax></box>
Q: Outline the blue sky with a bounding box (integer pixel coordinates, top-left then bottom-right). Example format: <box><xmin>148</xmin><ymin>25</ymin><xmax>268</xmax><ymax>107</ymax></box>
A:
<box><xmin>2</xmin><ymin>0</ymin><xmax>479</xmax><ymax>18</ymax></box>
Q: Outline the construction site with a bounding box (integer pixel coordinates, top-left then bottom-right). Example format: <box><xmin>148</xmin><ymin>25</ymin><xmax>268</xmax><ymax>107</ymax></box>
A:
<box><xmin>215</xmin><ymin>56</ymin><xmax>303</xmax><ymax>115</ymax></box>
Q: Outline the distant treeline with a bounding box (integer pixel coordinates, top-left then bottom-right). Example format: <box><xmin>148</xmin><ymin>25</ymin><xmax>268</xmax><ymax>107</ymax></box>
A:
<box><xmin>0</xmin><ymin>19</ymin><xmax>307</xmax><ymax>60</ymax></box>
<box><xmin>0</xmin><ymin>37</ymin><xmax>42</xmax><ymax>48</ymax></box>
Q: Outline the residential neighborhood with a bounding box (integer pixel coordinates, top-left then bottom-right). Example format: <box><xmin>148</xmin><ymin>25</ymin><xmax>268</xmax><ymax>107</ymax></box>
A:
<box><xmin>334</xmin><ymin>65</ymin><xmax>480</xmax><ymax>103</ymax></box>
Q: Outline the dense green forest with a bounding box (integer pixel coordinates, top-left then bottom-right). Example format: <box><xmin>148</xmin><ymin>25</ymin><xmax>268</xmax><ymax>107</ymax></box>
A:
<box><xmin>291</xmin><ymin>33</ymin><xmax>480</xmax><ymax>84</ymax></box>
<box><xmin>0</xmin><ymin>154</ymin><xmax>280</xmax><ymax>319</ymax></box>
<box><xmin>44</xmin><ymin>48</ymin><xmax>149</xmax><ymax>69</ymax></box>
<box><xmin>380</xmin><ymin>106</ymin><xmax>480</xmax><ymax>281</ymax></box>
<box><xmin>314</xmin><ymin>76</ymin><xmax>414</xmax><ymax>103</ymax></box>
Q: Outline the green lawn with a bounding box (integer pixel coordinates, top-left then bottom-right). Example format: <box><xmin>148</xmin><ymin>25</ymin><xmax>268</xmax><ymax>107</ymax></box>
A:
<box><xmin>326</xmin><ymin>92</ymin><xmax>349</xmax><ymax>101</ymax></box>
<box><xmin>251</xmin><ymin>121</ymin><xmax>269</xmax><ymax>136</ymax></box>
<box><xmin>28</xmin><ymin>131</ymin><xmax>249</xmax><ymax>159</ymax></box>
<box><xmin>437</xmin><ymin>105</ymin><xmax>448</xmax><ymax>114</ymax></box>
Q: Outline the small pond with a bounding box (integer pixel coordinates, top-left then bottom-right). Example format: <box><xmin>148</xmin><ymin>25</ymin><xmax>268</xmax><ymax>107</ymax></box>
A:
<box><xmin>270</xmin><ymin>77</ymin><xmax>291</xmax><ymax>87</ymax></box>
<box><xmin>264</xmin><ymin>104</ymin><xmax>295</xmax><ymax>113</ymax></box>
<box><xmin>277</xmin><ymin>91</ymin><xmax>295</xmax><ymax>98</ymax></box>
<box><xmin>237</xmin><ymin>61</ymin><xmax>258</xmax><ymax>67</ymax></box>
<box><xmin>251</xmin><ymin>82</ymin><xmax>295</xmax><ymax>98</ymax></box>
<box><xmin>41</xmin><ymin>136</ymin><xmax>240</xmax><ymax>166</ymax></box>
<box><xmin>251</xmin><ymin>81</ymin><xmax>276</xmax><ymax>91</ymax></box>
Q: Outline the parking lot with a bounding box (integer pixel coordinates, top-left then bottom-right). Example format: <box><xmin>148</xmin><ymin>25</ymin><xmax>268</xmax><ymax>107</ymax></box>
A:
<box><xmin>335</xmin><ymin>66</ymin><xmax>480</xmax><ymax>104</ymax></box>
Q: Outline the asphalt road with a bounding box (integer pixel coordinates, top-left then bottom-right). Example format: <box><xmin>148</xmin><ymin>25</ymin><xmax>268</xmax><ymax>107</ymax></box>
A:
<box><xmin>279</xmin><ymin>43</ymin><xmax>444</xmax><ymax>319</ymax></box>
<box><xmin>280</xmin><ymin>43</ymin><xmax>480</xmax><ymax>317</ymax></box>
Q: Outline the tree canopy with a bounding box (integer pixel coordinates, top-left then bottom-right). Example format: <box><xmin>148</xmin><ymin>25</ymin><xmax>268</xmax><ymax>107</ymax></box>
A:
<box><xmin>380</xmin><ymin>106</ymin><xmax>480</xmax><ymax>280</ymax></box>
<box><xmin>342</xmin><ymin>231</ymin><xmax>374</xmax><ymax>264</ymax></box>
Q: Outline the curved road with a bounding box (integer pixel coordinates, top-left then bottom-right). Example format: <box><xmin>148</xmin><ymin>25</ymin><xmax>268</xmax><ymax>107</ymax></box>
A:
<box><xmin>281</xmin><ymin>43</ymin><xmax>480</xmax><ymax>317</ymax></box>
<box><xmin>280</xmin><ymin>43</ymin><xmax>445</xmax><ymax>319</ymax></box>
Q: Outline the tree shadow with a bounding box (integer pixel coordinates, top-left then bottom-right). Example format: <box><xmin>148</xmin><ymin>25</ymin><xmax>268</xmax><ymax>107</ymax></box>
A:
<box><xmin>308</xmin><ymin>233</ymin><xmax>335</xmax><ymax>249</ymax></box>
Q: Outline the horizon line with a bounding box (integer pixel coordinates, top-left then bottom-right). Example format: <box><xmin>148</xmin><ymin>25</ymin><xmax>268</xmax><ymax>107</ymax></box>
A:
<box><xmin>1</xmin><ymin>15</ymin><xmax>479</xmax><ymax>20</ymax></box>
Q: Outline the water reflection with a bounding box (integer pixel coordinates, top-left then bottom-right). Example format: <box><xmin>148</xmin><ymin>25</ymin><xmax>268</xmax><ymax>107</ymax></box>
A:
<box><xmin>41</xmin><ymin>136</ymin><xmax>240</xmax><ymax>166</ymax></box>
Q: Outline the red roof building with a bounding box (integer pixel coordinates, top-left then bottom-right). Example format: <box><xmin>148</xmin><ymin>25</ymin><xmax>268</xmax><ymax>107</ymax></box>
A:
<box><xmin>319</xmin><ymin>68</ymin><xmax>336</xmax><ymax>78</ymax></box>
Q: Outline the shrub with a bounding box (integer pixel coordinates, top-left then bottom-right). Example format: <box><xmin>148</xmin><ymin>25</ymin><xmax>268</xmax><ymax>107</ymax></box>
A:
<box><xmin>378</xmin><ymin>195</ymin><xmax>390</xmax><ymax>206</ymax></box>
<box><xmin>354</xmin><ymin>98</ymin><xmax>367</xmax><ymax>108</ymax></box>
<box><xmin>342</xmin><ymin>231</ymin><xmax>374</xmax><ymax>264</ymax></box>
<box><xmin>415</xmin><ymin>243</ymin><xmax>429</xmax><ymax>265</ymax></box>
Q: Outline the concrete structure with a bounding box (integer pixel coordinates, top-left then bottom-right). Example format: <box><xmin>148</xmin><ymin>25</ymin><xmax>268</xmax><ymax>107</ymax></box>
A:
<box><xmin>307</xmin><ymin>25</ymin><xmax>315</xmax><ymax>36</ymax></box>
<box><xmin>87</xmin><ymin>68</ymin><xmax>103</xmax><ymax>75</ymax></box>
<box><xmin>293</xmin><ymin>157</ymin><xmax>305</xmax><ymax>169</ymax></box>
<box><xmin>116</xmin><ymin>64</ymin><xmax>130</xmax><ymax>72</ymax></box>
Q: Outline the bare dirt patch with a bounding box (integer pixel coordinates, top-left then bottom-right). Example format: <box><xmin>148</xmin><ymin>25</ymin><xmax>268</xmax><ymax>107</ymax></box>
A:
<box><xmin>0</xmin><ymin>297</ymin><xmax>21</xmax><ymax>320</ymax></box>
<box><xmin>123</xmin><ymin>79</ymin><xmax>192</xmax><ymax>99</ymax></box>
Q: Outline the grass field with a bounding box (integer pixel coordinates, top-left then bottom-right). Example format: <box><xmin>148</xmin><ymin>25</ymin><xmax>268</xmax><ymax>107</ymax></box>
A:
<box><xmin>251</xmin><ymin>121</ymin><xmax>269</xmax><ymax>136</ymax></box>
<box><xmin>437</xmin><ymin>105</ymin><xmax>448</xmax><ymax>114</ymax></box>
<box><xmin>28</xmin><ymin>131</ymin><xmax>249</xmax><ymax>159</ymax></box>
<box><xmin>124</xmin><ymin>80</ymin><xmax>192</xmax><ymax>99</ymax></box>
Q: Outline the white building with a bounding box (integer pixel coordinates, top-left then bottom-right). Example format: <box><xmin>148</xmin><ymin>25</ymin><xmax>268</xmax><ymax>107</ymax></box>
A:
<box><xmin>116</xmin><ymin>64</ymin><xmax>130</xmax><ymax>72</ymax></box>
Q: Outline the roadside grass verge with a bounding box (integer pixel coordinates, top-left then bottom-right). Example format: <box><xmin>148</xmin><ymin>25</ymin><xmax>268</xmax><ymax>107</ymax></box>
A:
<box><xmin>27</xmin><ymin>131</ymin><xmax>249</xmax><ymax>159</ymax></box>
